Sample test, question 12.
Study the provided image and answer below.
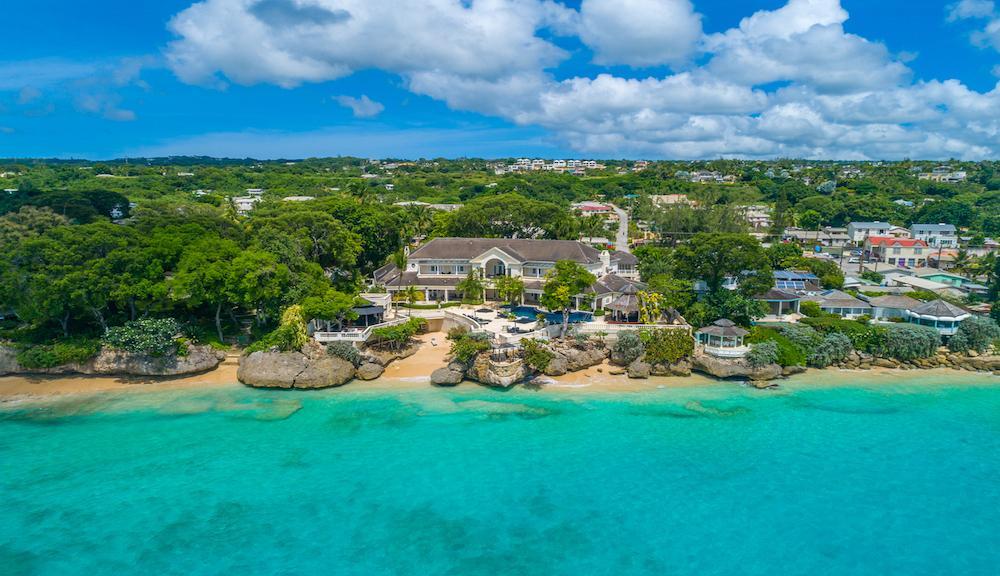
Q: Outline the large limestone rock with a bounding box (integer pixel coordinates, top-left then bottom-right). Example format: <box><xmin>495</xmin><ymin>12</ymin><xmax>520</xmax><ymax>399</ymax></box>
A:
<box><xmin>0</xmin><ymin>346</ymin><xmax>22</xmax><ymax>375</ymax></box>
<box><xmin>430</xmin><ymin>366</ymin><xmax>464</xmax><ymax>386</ymax></box>
<box><xmin>87</xmin><ymin>345</ymin><xmax>225</xmax><ymax>376</ymax></box>
<box><xmin>650</xmin><ymin>358</ymin><xmax>692</xmax><ymax>377</ymax></box>
<box><xmin>627</xmin><ymin>360</ymin><xmax>651</xmax><ymax>379</ymax></box>
<box><xmin>691</xmin><ymin>352</ymin><xmax>782</xmax><ymax>381</ymax></box>
<box><xmin>365</xmin><ymin>343</ymin><xmax>419</xmax><ymax>367</ymax></box>
<box><xmin>561</xmin><ymin>346</ymin><xmax>608</xmax><ymax>372</ymax></box>
<box><xmin>0</xmin><ymin>343</ymin><xmax>224</xmax><ymax>377</ymax></box>
<box><xmin>467</xmin><ymin>353</ymin><xmax>529</xmax><ymax>388</ymax></box>
<box><xmin>542</xmin><ymin>357</ymin><xmax>568</xmax><ymax>377</ymax></box>
<box><xmin>238</xmin><ymin>350</ymin><xmax>355</xmax><ymax>389</ymax></box>
<box><xmin>355</xmin><ymin>362</ymin><xmax>385</xmax><ymax>381</ymax></box>
<box><xmin>295</xmin><ymin>356</ymin><xmax>355</xmax><ymax>389</ymax></box>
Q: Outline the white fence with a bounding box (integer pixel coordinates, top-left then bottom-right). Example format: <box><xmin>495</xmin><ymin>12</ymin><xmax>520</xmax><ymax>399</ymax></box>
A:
<box><xmin>313</xmin><ymin>317</ymin><xmax>410</xmax><ymax>343</ymax></box>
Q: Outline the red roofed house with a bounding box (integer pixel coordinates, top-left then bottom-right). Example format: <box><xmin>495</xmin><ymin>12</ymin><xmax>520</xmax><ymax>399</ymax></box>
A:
<box><xmin>864</xmin><ymin>237</ymin><xmax>929</xmax><ymax>268</ymax></box>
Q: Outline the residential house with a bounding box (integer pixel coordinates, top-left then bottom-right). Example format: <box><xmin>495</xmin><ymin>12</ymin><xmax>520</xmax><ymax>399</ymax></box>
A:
<box><xmin>773</xmin><ymin>270</ymin><xmax>821</xmax><ymax>292</ymax></box>
<box><xmin>905</xmin><ymin>300</ymin><xmax>971</xmax><ymax>336</ymax></box>
<box><xmin>651</xmin><ymin>194</ymin><xmax>696</xmax><ymax>207</ymax></box>
<box><xmin>801</xmin><ymin>290</ymin><xmax>872</xmax><ymax>319</ymax></box>
<box><xmin>742</xmin><ymin>205</ymin><xmax>772</xmax><ymax>230</ymax></box>
<box><xmin>756</xmin><ymin>288</ymin><xmax>801</xmax><ymax>320</ymax></box>
<box><xmin>910</xmin><ymin>223</ymin><xmax>958</xmax><ymax>247</ymax></box>
<box><xmin>783</xmin><ymin>227</ymin><xmax>849</xmax><ymax>247</ymax></box>
<box><xmin>867</xmin><ymin>295</ymin><xmax>923</xmax><ymax>321</ymax></box>
<box><xmin>847</xmin><ymin>221</ymin><xmax>892</xmax><ymax>243</ymax></box>
<box><xmin>865</xmin><ymin>237</ymin><xmax>929</xmax><ymax>268</ymax></box>
<box><xmin>887</xmin><ymin>226</ymin><xmax>912</xmax><ymax>238</ymax></box>
<box><xmin>918</xmin><ymin>167</ymin><xmax>967</xmax><ymax>183</ymax></box>
<box><xmin>374</xmin><ymin>238</ymin><xmax>639</xmax><ymax>306</ymax></box>
<box><xmin>232</xmin><ymin>196</ymin><xmax>261</xmax><ymax>215</ymax></box>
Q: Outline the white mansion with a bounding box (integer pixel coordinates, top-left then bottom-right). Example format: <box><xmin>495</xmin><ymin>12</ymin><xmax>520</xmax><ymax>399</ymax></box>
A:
<box><xmin>374</xmin><ymin>237</ymin><xmax>640</xmax><ymax>306</ymax></box>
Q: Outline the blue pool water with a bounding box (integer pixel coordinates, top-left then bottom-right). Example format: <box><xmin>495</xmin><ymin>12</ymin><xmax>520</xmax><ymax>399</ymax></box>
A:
<box><xmin>509</xmin><ymin>305</ymin><xmax>593</xmax><ymax>323</ymax></box>
<box><xmin>2</xmin><ymin>375</ymin><xmax>999</xmax><ymax>575</ymax></box>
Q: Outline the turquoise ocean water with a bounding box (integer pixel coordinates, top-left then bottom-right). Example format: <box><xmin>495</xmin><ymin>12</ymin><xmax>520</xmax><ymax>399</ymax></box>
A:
<box><xmin>2</xmin><ymin>374</ymin><xmax>999</xmax><ymax>575</ymax></box>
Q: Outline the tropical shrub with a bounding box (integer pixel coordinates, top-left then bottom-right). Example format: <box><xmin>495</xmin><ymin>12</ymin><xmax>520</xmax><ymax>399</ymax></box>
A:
<box><xmin>521</xmin><ymin>338</ymin><xmax>554</xmax><ymax>371</ymax></box>
<box><xmin>245</xmin><ymin>305</ymin><xmax>309</xmax><ymax>353</ymax></box>
<box><xmin>800</xmin><ymin>316</ymin><xmax>873</xmax><ymax>349</ymax></box>
<box><xmin>799</xmin><ymin>301</ymin><xmax>823</xmax><ymax>318</ymax></box>
<box><xmin>16</xmin><ymin>339</ymin><xmax>101</xmax><ymax>369</ymax></box>
<box><xmin>327</xmin><ymin>341</ymin><xmax>362</xmax><ymax>366</ymax></box>
<box><xmin>779</xmin><ymin>324</ymin><xmax>822</xmax><ymax>354</ymax></box>
<box><xmin>880</xmin><ymin>324</ymin><xmax>940</xmax><ymax>361</ymax></box>
<box><xmin>640</xmin><ymin>328</ymin><xmax>694</xmax><ymax>365</ymax></box>
<box><xmin>370</xmin><ymin>317</ymin><xmax>426</xmax><ymax>351</ymax></box>
<box><xmin>747</xmin><ymin>341</ymin><xmax>778</xmax><ymax>368</ymax></box>
<box><xmin>948</xmin><ymin>316</ymin><xmax>1000</xmax><ymax>353</ymax></box>
<box><xmin>449</xmin><ymin>331</ymin><xmax>490</xmax><ymax>363</ymax></box>
<box><xmin>808</xmin><ymin>333</ymin><xmax>853</xmax><ymax>368</ymax></box>
<box><xmin>612</xmin><ymin>331</ymin><xmax>644</xmax><ymax>365</ymax></box>
<box><xmin>747</xmin><ymin>327</ymin><xmax>806</xmax><ymax>367</ymax></box>
<box><xmin>102</xmin><ymin>318</ymin><xmax>184</xmax><ymax>356</ymax></box>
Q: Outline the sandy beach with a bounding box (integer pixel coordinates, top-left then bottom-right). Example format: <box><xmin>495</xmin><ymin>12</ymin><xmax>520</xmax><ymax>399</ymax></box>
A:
<box><xmin>2</xmin><ymin>333</ymin><xmax>995</xmax><ymax>405</ymax></box>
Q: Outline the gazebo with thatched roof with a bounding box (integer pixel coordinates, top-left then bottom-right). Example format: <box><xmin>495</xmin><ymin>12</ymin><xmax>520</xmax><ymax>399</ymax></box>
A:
<box><xmin>695</xmin><ymin>319</ymin><xmax>750</xmax><ymax>358</ymax></box>
<box><xmin>605</xmin><ymin>284</ymin><xmax>641</xmax><ymax>323</ymax></box>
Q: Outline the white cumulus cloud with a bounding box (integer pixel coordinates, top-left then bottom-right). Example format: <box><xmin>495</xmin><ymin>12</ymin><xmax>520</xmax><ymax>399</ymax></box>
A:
<box><xmin>578</xmin><ymin>0</ymin><xmax>702</xmax><ymax>67</ymax></box>
<box><xmin>163</xmin><ymin>0</ymin><xmax>1000</xmax><ymax>160</ymax></box>
<box><xmin>335</xmin><ymin>94</ymin><xmax>384</xmax><ymax>118</ymax></box>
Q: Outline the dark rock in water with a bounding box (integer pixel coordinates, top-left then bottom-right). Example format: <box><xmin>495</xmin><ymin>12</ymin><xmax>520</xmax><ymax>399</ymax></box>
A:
<box><xmin>431</xmin><ymin>367</ymin><xmax>464</xmax><ymax>386</ymax></box>
<box><xmin>355</xmin><ymin>362</ymin><xmax>384</xmax><ymax>381</ymax></box>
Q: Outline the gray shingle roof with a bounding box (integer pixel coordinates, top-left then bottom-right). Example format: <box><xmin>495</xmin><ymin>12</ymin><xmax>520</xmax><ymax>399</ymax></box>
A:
<box><xmin>408</xmin><ymin>237</ymin><xmax>604</xmax><ymax>264</ymax></box>
<box><xmin>910</xmin><ymin>299</ymin><xmax>968</xmax><ymax>319</ymax></box>
<box><xmin>911</xmin><ymin>223</ymin><xmax>957</xmax><ymax>233</ymax></box>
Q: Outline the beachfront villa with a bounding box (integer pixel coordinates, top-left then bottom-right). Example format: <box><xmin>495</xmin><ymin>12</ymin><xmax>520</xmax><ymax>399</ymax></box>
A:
<box><xmin>374</xmin><ymin>237</ymin><xmax>640</xmax><ymax>306</ymax></box>
<box><xmin>756</xmin><ymin>288</ymin><xmax>801</xmax><ymax>320</ymax></box>
<box><xmin>801</xmin><ymin>290</ymin><xmax>872</xmax><ymax>319</ymax></box>
<box><xmin>904</xmin><ymin>300</ymin><xmax>971</xmax><ymax>336</ymax></box>
<box><xmin>867</xmin><ymin>295</ymin><xmax>923</xmax><ymax>321</ymax></box>
<box><xmin>696</xmin><ymin>319</ymin><xmax>750</xmax><ymax>358</ymax></box>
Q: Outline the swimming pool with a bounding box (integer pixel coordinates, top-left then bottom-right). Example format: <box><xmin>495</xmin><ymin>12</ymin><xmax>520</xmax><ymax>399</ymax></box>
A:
<box><xmin>507</xmin><ymin>305</ymin><xmax>593</xmax><ymax>323</ymax></box>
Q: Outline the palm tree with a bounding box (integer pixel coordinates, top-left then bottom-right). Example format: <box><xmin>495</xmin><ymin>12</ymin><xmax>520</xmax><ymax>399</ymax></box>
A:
<box><xmin>951</xmin><ymin>250</ymin><xmax>972</xmax><ymax>276</ymax></box>
<box><xmin>389</xmin><ymin>247</ymin><xmax>407</xmax><ymax>312</ymax></box>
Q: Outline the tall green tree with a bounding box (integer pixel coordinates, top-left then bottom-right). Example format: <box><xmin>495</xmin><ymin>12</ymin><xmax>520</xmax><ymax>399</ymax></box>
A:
<box><xmin>672</xmin><ymin>233</ymin><xmax>772</xmax><ymax>297</ymax></box>
<box><xmin>171</xmin><ymin>237</ymin><xmax>241</xmax><ymax>342</ymax></box>
<box><xmin>540</xmin><ymin>260</ymin><xmax>595</xmax><ymax>337</ymax></box>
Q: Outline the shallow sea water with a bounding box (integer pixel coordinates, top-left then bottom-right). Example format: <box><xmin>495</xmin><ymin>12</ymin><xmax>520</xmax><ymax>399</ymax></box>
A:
<box><xmin>2</xmin><ymin>373</ymin><xmax>999</xmax><ymax>575</ymax></box>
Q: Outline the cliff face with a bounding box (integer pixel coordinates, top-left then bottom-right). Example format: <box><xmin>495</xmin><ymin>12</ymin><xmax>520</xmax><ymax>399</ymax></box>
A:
<box><xmin>0</xmin><ymin>344</ymin><xmax>225</xmax><ymax>377</ymax></box>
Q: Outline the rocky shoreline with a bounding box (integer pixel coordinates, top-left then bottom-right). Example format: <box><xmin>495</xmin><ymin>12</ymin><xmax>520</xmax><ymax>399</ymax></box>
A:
<box><xmin>237</xmin><ymin>341</ymin><xmax>420</xmax><ymax>389</ymax></box>
<box><xmin>0</xmin><ymin>344</ymin><xmax>226</xmax><ymax>378</ymax></box>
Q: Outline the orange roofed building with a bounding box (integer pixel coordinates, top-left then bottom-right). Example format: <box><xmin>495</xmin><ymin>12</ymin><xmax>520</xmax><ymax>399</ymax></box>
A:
<box><xmin>864</xmin><ymin>237</ymin><xmax>930</xmax><ymax>268</ymax></box>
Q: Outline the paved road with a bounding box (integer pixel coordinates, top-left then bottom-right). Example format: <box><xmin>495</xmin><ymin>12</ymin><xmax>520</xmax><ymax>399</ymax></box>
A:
<box><xmin>609</xmin><ymin>204</ymin><xmax>630</xmax><ymax>253</ymax></box>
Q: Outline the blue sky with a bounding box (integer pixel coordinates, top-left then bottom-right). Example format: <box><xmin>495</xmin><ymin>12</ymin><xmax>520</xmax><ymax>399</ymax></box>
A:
<box><xmin>1</xmin><ymin>0</ymin><xmax>1000</xmax><ymax>160</ymax></box>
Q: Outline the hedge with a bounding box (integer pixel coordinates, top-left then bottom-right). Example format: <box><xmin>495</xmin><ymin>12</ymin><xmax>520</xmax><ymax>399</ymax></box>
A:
<box><xmin>16</xmin><ymin>339</ymin><xmax>101</xmax><ymax>369</ymax></box>
<box><xmin>640</xmin><ymin>328</ymin><xmax>694</xmax><ymax>365</ymax></box>
<box><xmin>747</xmin><ymin>327</ymin><xmax>806</xmax><ymax>367</ymax></box>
